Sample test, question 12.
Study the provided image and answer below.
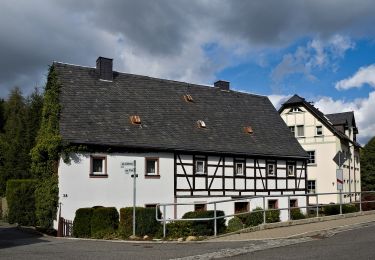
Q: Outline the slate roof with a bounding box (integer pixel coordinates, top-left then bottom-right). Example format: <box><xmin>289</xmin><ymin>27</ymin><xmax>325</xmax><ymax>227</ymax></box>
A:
<box><xmin>279</xmin><ymin>95</ymin><xmax>360</xmax><ymax>147</ymax></box>
<box><xmin>54</xmin><ymin>62</ymin><xmax>308</xmax><ymax>158</ymax></box>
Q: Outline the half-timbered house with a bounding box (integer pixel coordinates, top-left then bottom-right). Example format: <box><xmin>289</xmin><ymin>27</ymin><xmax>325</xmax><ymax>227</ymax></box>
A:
<box><xmin>55</xmin><ymin>57</ymin><xmax>308</xmax><ymax>226</ymax></box>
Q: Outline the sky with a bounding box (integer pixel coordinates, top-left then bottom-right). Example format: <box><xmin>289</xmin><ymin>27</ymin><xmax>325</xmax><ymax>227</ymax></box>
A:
<box><xmin>1</xmin><ymin>0</ymin><xmax>375</xmax><ymax>144</ymax></box>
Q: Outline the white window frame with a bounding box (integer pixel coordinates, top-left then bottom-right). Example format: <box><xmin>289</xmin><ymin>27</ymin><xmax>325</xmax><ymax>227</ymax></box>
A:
<box><xmin>196</xmin><ymin>159</ymin><xmax>206</xmax><ymax>174</ymax></box>
<box><xmin>316</xmin><ymin>125</ymin><xmax>323</xmax><ymax>136</ymax></box>
<box><xmin>267</xmin><ymin>163</ymin><xmax>275</xmax><ymax>176</ymax></box>
<box><xmin>145</xmin><ymin>158</ymin><xmax>159</xmax><ymax>176</ymax></box>
<box><xmin>296</xmin><ymin>125</ymin><xmax>304</xmax><ymax>137</ymax></box>
<box><xmin>287</xmin><ymin>164</ymin><xmax>295</xmax><ymax>177</ymax></box>
<box><xmin>307</xmin><ymin>151</ymin><xmax>316</xmax><ymax>164</ymax></box>
<box><xmin>307</xmin><ymin>180</ymin><xmax>316</xmax><ymax>194</ymax></box>
<box><xmin>235</xmin><ymin>162</ymin><xmax>244</xmax><ymax>175</ymax></box>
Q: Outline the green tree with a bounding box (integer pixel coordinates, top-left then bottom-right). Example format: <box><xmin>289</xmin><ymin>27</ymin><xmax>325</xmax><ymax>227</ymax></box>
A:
<box><xmin>361</xmin><ymin>137</ymin><xmax>375</xmax><ymax>191</ymax></box>
<box><xmin>0</xmin><ymin>88</ymin><xmax>29</xmax><ymax>195</ymax></box>
<box><xmin>0</xmin><ymin>98</ymin><xmax>5</xmax><ymax>132</ymax></box>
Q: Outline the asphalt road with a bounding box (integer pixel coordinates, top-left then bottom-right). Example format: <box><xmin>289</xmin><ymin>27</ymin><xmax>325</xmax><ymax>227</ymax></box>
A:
<box><xmin>1</xmin><ymin>222</ymin><xmax>374</xmax><ymax>259</ymax></box>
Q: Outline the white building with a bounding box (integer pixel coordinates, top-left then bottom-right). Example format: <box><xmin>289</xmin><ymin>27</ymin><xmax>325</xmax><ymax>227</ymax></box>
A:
<box><xmin>279</xmin><ymin>95</ymin><xmax>361</xmax><ymax>204</ymax></box>
<box><xmin>54</xmin><ymin>57</ymin><xmax>309</xmax><ymax>228</ymax></box>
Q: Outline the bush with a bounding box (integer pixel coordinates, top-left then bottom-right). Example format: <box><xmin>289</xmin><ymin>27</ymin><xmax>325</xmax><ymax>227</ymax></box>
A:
<box><xmin>165</xmin><ymin>221</ymin><xmax>194</xmax><ymax>238</ymax></box>
<box><xmin>119</xmin><ymin>207</ymin><xmax>161</xmax><ymax>237</ymax></box>
<box><xmin>227</xmin><ymin>217</ymin><xmax>244</xmax><ymax>232</ymax></box>
<box><xmin>323</xmin><ymin>203</ymin><xmax>358</xmax><ymax>216</ymax></box>
<box><xmin>238</xmin><ymin>207</ymin><xmax>263</xmax><ymax>227</ymax></box>
<box><xmin>182</xmin><ymin>210</ymin><xmax>226</xmax><ymax>236</ymax></box>
<box><xmin>290</xmin><ymin>208</ymin><xmax>305</xmax><ymax>220</ymax></box>
<box><xmin>343</xmin><ymin>204</ymin><xmax>358</xmax><ymax>214</ymax></box>
<box><xmin>266</xmin><ymin>209</ymin><xmax>280</xmax><ymax>223</ymax></box>
<box><xmin>73</xmin><ymin>208</ymin><xmax>94</xmax><ymax>238</ymax></box>
<box><xmin>35</xmin><ymin>175</ymin><xmax>59</xmax><ymax>229</ymax></box>
<box><xmin>91</xmin><ymin>207</ymin><xmax>119</xmax><ymax>237</ymax></box>
<box><xmin>6</xmin><ymin>179</ymin><xmax>38</xmax><ymax>226</ymax></box>
<box><xmin>361</xmin><ymin>193</ymin><xmax>375</xmax><ymax>211</ymax></box>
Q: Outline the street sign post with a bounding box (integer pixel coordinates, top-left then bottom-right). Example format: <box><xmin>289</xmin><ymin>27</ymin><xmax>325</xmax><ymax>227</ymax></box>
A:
<box><xmin>121</xmin><ymin>160</ymin><xmax>137</xmax><ymax>237</ymax></box>
<box><xmin>333</xmin><ymin>151</ymin><xmax>347</xmax><ymax>215</ymax></box>
<box><xmin>336</xmin><ymin>169</ymin><xmax>343</xmax><ymax>191</ymax></box>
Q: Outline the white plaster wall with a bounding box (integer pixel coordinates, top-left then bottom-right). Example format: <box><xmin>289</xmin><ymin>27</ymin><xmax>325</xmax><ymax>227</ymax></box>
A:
<box><xmin>57</xmin><ymin>152</ymin><xmax>174</xmax><ymax>228</ymax></box>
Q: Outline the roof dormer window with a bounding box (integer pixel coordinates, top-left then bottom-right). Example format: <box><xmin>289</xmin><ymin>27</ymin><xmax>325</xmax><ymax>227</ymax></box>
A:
<box><xmin>290</xmin><ymin>107</ymin><xmax>302</xmax><ymax>113</ymax></box>
<box><xmin>244</xmin><ymin>126</ymin><xmax>253</xmax><ymax>134</ymax></box>
<box><xmin>184</xmin><ymin>94</ymin><xmax>194</xmax><ymax>102</ymax></box>
<box><xmin>130</xmin><ymin>115</ymin><xmax>141</xmax><ymax>125</ymax></box>
<box><xmin>197</xmin><ymin>120</ymin><xmax>206</xmax><ymax>128</ymax></box>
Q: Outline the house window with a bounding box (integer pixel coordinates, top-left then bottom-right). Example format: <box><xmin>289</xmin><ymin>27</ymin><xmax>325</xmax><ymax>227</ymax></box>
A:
<box><xmin>268</xmin><ymin>199</ymin><xmax>278</xmax><ymax>209</ymax></box>
<box><xmin>290</xmin><ymin>107</ymin><xmax>302</xmax><ymax>113</ymax></box>
<box><xmin>316</xmin><ymin>126</ymin><xmax>323</xmax><ymax>136</ymax></box>
<box><xmin>307</xmin><ymin>151</ymin><xmax>315</xmax><ymax>164</ymax></box>
<box><xmin>287</xmin><ymin>164</ymin><xmax>295</xmax><ymax>176</ymax></box>
<box><xmin>289</xmin><ymin>199</ymin><xmax>298</xmax><ymax>208</ymax></box>
<box><xmin>267</xmin><ymin>163</ymin><xmax>275</xmax><ymax>176</ymax></box>
<box><xmin>196</xmin><ymin>159</ymin><xmax>205</xmax><ymax>174</ymax></box>
<box><xmin>296</xmin><ymin>125</ymin><xmax>304</xmax><ymax>137</ymax></box>
<box><xmin>307</xmin><ymin>180</ymin><xmax>316</xmax><ymax>193</ymax></box>
<box><xmin>90</xmin><ymin>156</ymin><xmax>107</xmax><ymax>177</ymax></box>
<box><xmin>145</xmin><ymin>158</ymin><xmax>159</xmax><ymax>177</ymax></box>
<box><xmin>194</xmin><ymin>203</ymin><xmax>207</xmax><ymax>212</ymax></box>
<box><xmin>289</xmin><ymin>126</ymin><xmax>295</xmax><ymax>136</ymax></box>
<box><xmin>234</xmin><ymin>202</ymin><xmax>249</xmax><ymax>213</ymax></box>
<box><xmin>235</xmin><ymin>162</ymin><xmax>244</xmax><ymax>175</ymax></box>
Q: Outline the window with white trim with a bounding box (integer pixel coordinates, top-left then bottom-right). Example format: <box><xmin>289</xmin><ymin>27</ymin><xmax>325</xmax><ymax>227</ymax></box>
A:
<box><xmin>268</xmin><ymin>199</ymin><xmax>278</xmax><ymax>209</ymax></box>
<box><xmin>316</xmin><ymin>125</ymin><xmax>323</xmax><ymax>136</ymax></box>
<box><xmin>287</xmin><ymin>164</ymin><xmax>295</xmax><ymax>176</ymax></box>
<box><xmin>196</xmin><ymin>159</ymin><xmax>205</xmax><ymax>174</ymax></box>
<box><xmin>235</xmin><ymin>162</ymin><xmax>244</xmax><ymax>175</ymax></box>
<box><xmin>296</xmin><ymin>125</ymin><xmax>304</xmax><ymax>137</ymax></box>
<box><xmin>90</xmin><ymin>156</ymin><xmax>107</xmax><ymax>176</ymax></box>
<box><xmin>307</xmin><ymin>180</ymin><xmax>316</xmax><ymax>193</ymax></box>
<box><xmin>307</xmin><ymin>151</ymin><xmax>315</xmax><ymax>164</ymax></box>
<box><xmin>267</xmin><ymin>163</ymin><xmax>275</xmax><ymax>176</ymax></box>
<box><xmin>145</xmin><ymin>158</ymin><xmax>159</xmax><ymax>176</ymax></box>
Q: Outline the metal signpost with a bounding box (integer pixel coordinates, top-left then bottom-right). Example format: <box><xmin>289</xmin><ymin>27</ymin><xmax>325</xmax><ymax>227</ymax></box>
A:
<box><xmin>121</xmin><ymin>160</ymin><xmax>137</xmax><ymax>237</ymax></box>
<box><xmin>333</xmin><ymin>151</ymin><xmax>347</xmax><ymax>215</ymax></box>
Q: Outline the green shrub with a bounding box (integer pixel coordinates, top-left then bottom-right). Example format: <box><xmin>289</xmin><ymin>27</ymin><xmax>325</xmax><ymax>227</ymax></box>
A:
<box><xmin>6</xmin><ymin>179</ymin><xmax>38</xmax><ymax>226</ymax></box>
<box><xmin>73</xmin><ymin>208</ymin><xmax>94</xmax><ymax>238</ymax></box>
<box><xmin>227</xmin><ymin>217</ymin><xmax>244</xmax><ymax>232</ymax></box>
<box><xmin>343</xmin><ymin>204</ymin><xmax>358</xmax><ymax>214</ymax></box>
<box><xmin>119</xmin><ymin>207</ymin><xmax>161</xmax><ymax>237</ymax></box>
<box><xmin>323</xmin><ymin>204</ymin><xmax>340</xmax><ymax>215</ymax></box>
<box><xmin>165</xmin><ymin>221</ymin><xmax>194</xmax><ymax>238</ymax></box>
<box><xmin>91</xmin><ymin>207</ymin><xmax>119</xmax><ymax>237</ymax></box>
<box><xmin>266</xmin><ymin>209</ymin><xmax>280</xmax><ymax>223</ymax></box>
<box><xmin>238</xmin><ymin>207</ymin><xmax>263</xmax><ymax>227</ymax></box>
<box><xmin>182</xmin><ymin>210</ymin><xmax>226</xmax><ymax>236</ymax></box>
<box><xmin>290</xmin><ymin>208</ymin><xmax>305</xmax><ymax>220</ymax></box>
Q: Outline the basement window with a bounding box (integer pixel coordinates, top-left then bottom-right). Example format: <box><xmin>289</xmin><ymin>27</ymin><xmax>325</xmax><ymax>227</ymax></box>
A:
<box><xmin>184</xmin><ymin>94</ymin><xmax>194</xmax><ymax>102</ymax></box>
<box><xmin>197</xmin><ymin>120</ymin><xmax>206</xmax><ymax>128</ymax></box>
<box><xmin>244</xmin><ymin>126</ymin><xmax>253</xmax><ymax>134</ymax></box>
<box><xmin>234</xmin><ymin>202</ymin><xmax>249</xmax><ymax>213</ymax></box>
<box><xmin>194</xmin><ymin>203</ymin><xmax>207</xmax><ymax>212</ymax></box>
<box><xmin>268</xmin><ymin>199</ymin><xmax>278</xmax><ymax>209</ymax></box>
<box><xmin>130</xmin><ymin>115</ymin><xmax>141</xmax><ymax>125</ymax></box>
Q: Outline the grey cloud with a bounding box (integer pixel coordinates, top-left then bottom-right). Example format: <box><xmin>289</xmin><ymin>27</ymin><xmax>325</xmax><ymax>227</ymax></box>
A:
<box><xmin>1</xmin><ymin>0</ymin><xmax>375</xmax><ymax>97</ymax></box>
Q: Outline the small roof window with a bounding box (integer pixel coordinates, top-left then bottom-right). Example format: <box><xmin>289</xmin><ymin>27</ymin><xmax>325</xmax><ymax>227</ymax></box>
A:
<box><xmin>130</xmin><ymin>115</ymin><xmax>141</xmax><ymax>125</ymax></box>
<box><xmin>289</xmin><ymin>107</ymin><xmax>302</xmax><ymax>113</ymax></box>
<box><xmin>197</xmin><ymin>120</ymin><xmax>206</xmax><ymax>128</ymax></box>
<box><xmin>184</xmin><ymin>94</ymin><xmax>194</xmax><ymax>102</ymax></box>
<box><xmin>244</xmin><ymin>126</ymin><xmax>253</xmax><ymax>134</ymax></box>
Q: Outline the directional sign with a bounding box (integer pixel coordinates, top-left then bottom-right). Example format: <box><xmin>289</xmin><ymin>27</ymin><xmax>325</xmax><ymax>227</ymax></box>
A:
<box><xmin>336</xmin><ymin>169</ymin><xmax>343</xmax><ymax>191</ymax></box>
<box><xmin>121</xmin><ymin>161</ymin><xmax>135</xmax><ymax>168</ymax></box>
<box><xmin>333</xmin><ymin>151</ymin><xmax>347</xmax><ymax>168</ymax></box>
<box><xmin>124</xmin><ymin>168</ymin><xmax>135</xmax><ymax>174</ymax></box>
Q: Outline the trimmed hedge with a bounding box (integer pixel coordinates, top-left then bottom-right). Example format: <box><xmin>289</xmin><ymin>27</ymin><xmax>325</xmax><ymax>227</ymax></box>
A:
<box><xmin>182</xmin><ymin>210</ymin><xmax>226</xmax><ymax>236</ymax></box>
<box><xmin>227</xmin><ymin>217</ymin><xmax>244</xmax><ymax>233</ymax></box>
<box><xmin>119</xmin><ymin>207</ymin><xmax>161</xmax><ymax>237</ymax></box>
<box><xmin>323</xmin><ymin>203</ymin><xmax>358</xmax><ymax>216</ymax></box>
<box><xmin>166</xmin><ymin>221</ymin><xmax>193</xmax><ymax>238</ymax></box>
<box><xmin>6</xmin><ymin>179</ymin><xmax>38</xmax><ymax>226</ymax></box>
<box><xmin>73</xmin><ymin>208</ymin><xmax>94</xmax><ymax>238</ymax></box>
<box><xmin>91</xmin><ymin>207</ymin><xmax>119</xmax><ymax>237</ymax></box>
<box><xmin>290</xmin><ymin>208</ymin><xmax>305</xmax><ymax>220</ymax></box>
<box><xmin>238</xmin><ymin>207</ymin><xmax>263</xmax><ymax>227</ymax></box>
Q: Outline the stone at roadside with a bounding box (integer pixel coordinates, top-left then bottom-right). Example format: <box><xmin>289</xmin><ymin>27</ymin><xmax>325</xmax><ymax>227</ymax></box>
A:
<box><xmin>186</xmin><ymin>236</ymin><xmax>197</xmax><ymax>241</ymax></box>
<box><xmin>129</xmin><ymin>235</ymin><xmax>140</xmax><ymax>240</ymax></box>
<box><xmin>143</xmin><ymin>235</ymin><xmax>149</xmax><ymax>240</ymax></box>
<box><xmin>177</xmin><ymin>237</ymin><xmax>184</xmax><ymax>242</ymax></box>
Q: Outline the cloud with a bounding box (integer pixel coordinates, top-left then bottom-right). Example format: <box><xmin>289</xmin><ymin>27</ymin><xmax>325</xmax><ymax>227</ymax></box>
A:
<box><xmin>271</xmin><ymin>35</ymin><xmax>354</xmax><ymax>83</ymax></box>
<box><xmin>269</xmin><ymin>92</ymin><xmax>375</xmax><ymax>145</ymax></box>
<box><xmin>1</xmin><ymin>0</ymin><xmax>375</xmax><ymax>97</ymax></box>
<box><xmin>335</xmin><ymin>64</ymin><xmax>375</xmax><ymax>90</ymax></box>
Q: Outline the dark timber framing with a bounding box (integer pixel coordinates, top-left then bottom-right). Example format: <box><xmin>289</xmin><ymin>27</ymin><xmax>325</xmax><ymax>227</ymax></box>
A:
<box><xmin>174</xmin><ymin>152</ymin><xmax>307</xmax><ymax>198</ymax></box>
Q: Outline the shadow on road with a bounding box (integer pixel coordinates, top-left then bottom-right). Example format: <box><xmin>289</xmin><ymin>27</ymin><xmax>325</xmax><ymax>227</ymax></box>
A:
<box><xmin>0</xmin><ymin>225</ymin><xmax>49</xmax><ymax>249</ymax></box>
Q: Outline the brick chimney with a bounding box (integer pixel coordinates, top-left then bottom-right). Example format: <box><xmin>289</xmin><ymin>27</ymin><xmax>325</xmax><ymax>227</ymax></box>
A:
<box><xmin>214</xmin><ymin>80</ymin><xmax>230</xmax><ymax>90</ymax></box>
<box><xmin>96</xmin><ymin>57</ymin><xmax>113</xmax><ymax>81</ymax></box>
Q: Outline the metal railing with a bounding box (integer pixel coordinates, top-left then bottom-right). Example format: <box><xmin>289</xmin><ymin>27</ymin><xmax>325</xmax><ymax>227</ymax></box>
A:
<box><xmin>156</xmin><ymin>191</ymin><xmax>375</xmax><ymax>238</ymax></box>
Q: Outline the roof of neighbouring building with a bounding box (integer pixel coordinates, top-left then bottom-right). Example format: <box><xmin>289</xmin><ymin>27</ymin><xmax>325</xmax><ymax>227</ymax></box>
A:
<box><xmin>54</xmin><ymin>62</ymin><xmax>308</xmax><ymax>158</ymax></box>
<box><xmin>279</xmin><ymin>94</ymin><xmax>360</xmax><ymax>147</ymax></box>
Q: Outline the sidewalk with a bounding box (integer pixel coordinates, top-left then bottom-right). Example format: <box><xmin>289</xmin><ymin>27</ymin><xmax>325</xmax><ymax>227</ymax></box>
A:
<box><xmin>210</xmin><ymin>211</ymin><xmax>375</xmax><ymax>241</ymax></box>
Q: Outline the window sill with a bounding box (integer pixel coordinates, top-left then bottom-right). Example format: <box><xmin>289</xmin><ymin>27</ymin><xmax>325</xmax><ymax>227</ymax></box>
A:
<box><xmin>296</xmin><ymin>136</ymin><xmax>305</xmax><ymax>138</ymax></box>
<box><xmin>145</xmin><ymin>175</ymin><xmax>160</xmax><ymax>179</ymax></box>
<box><xmin>314</xmin><ymin>135</ymin><xmax>323</xmax><ymax>137</ymax></box>
<box><xmin>90</xmin><ymin>174</ymin><xmax>108</xmax><ymax>178</ymax></box>
<box><xmin>307</xmin><ymin>163</ymin><xmax>317</xmax><ymax>166</ymax></box>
